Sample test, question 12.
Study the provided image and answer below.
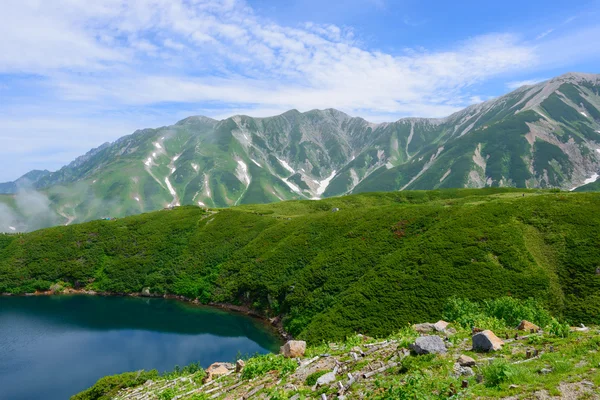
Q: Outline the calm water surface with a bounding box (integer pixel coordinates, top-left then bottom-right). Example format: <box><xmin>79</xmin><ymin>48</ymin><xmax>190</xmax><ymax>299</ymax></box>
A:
<box><xmin>0</xmin><ymin>295</ymin><xmax>281</xmax><ymax>400</ymax></box>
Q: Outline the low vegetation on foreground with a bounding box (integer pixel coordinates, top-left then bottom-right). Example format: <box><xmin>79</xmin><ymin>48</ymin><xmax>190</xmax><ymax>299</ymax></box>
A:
<box><xmin>73</xmin><ymin>297</ymin><xmax>600</xmax><ymax>399</ymax></box>
<box><xmin>1</xmin><ymin>189</ymin><xmax>600</xmax><ymax>342</ymax></box>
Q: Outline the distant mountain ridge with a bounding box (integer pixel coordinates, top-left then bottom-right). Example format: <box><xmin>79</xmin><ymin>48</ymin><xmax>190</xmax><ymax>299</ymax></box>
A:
<box><xmin>2</xmin><ymin>72</ymin><xmax>600</xmax><ymax>231</ymax></box>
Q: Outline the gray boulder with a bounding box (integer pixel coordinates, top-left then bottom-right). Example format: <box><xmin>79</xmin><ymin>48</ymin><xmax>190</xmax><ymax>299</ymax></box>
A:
<box><xmin>410</xmin><ymin>336</ymin><xmax>447</xmax><ymax>355</ymax></box>
<box><xmin>315</xmin><ymin>371</ymin><xmax>336</xmax><ymax>387</ymax></box>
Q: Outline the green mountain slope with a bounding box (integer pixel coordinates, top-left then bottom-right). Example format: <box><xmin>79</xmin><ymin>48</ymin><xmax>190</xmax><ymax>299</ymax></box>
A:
<box><xmin>1</xmin><ymin>189</ymin><xmax>599</xmax><ymax>342</ymax></box>
<box><xmin>2</xmin><ymin>73</ymin><xmax>600</xmax><ymax>232</ymax></box>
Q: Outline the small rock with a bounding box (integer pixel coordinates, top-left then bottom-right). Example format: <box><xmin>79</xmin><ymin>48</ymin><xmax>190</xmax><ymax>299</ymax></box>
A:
<box><xmin>280</xmin><ymin>340</ymin><xmax>306</xmax><ymax>358</ymax></box>
<box><xmin>433</xmin><ymin>320</ymin><xmax>449</xmax><ymax>332</ymax></box>
<box><xmin>457</xmin><ymin>355</ymin><xmax>476</xmax><ymax>367</ymax></box>
<box><xmin>141</xmin><ymin>287</ymin><xmax>151</xmax><ymax>296</ymax></box>
<box><xmin>539</xmin><ymin>368</ymin><xmax>552</xmax><ymax>374</ymax></box>
<box><xmin>235</xmin><ymin>359</ymin><xmax>245</xmax><ymax>373</ymax></box>
<box><xmin>581</xmin><ymin>380</ymin><xmax>594</xmax><ymax>387</ymax></box>
<box><xmin>316</xmin><ymin>371</ymin><xmax>336</xmax><ymax>387</ymax></box>
<box><xmin>413</xmin><ymin>323</ymin><xmax>435</xmax><ymax>333</ymax></box>
<box><xmin>509</xmin><ymin>384</ymin><xmax>519</xmax><ymax>389</ymax></box>
<box><xmin>472</xmin><ymin>330</ymin><xmax>504</xmax><ymax>352</ymax></box>
<box><xmin>410</xmin><ymin>336</ymin><xmax>447</xmax><ymax>355</ymax></box>
<box><xmin>453</xmin><ymin>362</ymin><xmax>474</xmax><ymax>377</ymax></box>
<box><xmin>517</xmin><ymin>320</ymin><xmax>540</xmax><ymax>333</ymax></box>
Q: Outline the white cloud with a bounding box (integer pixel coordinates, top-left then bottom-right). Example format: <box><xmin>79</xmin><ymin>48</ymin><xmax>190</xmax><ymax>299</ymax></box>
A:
<box><xmin>0</xmin><ymin>0</ymin><xmax>598</xmax><ymax>181</ymax></box>
<box><xmin>536</xmin><ymin>29</ymin><xmax>554</xmax><ymax>40</ymax></box>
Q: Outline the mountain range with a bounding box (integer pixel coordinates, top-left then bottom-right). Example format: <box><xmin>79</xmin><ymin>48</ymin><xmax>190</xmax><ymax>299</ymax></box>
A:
<box><xmin>1</xmin><ymin>72</ymin><xmax>600</xmax><ymax>232</ymax></box>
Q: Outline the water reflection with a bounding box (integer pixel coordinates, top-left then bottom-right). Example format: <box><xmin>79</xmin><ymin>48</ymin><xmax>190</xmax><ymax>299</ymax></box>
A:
<box><xmin>0</xmin><ymin>296</ymin><xmax>281</xmax><ymax>400</ymax></box>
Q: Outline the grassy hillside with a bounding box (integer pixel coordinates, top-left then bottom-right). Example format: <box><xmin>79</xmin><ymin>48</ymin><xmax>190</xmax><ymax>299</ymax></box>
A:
<box><xmin>1</xmin><ymin>189</ymin><xmax>599</xmax><ymax>342</ymax></box>
<box><xmin>574</xmin><ymin>180</ymin><xmax>600</xmax><ymax>192</ymax></box>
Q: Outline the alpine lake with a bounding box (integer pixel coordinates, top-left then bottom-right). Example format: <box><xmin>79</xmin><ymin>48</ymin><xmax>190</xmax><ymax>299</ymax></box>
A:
<box><xmin>0</xmin><ymin>295</ymin><xmax>281</xmax><ymax>400</ymax></box>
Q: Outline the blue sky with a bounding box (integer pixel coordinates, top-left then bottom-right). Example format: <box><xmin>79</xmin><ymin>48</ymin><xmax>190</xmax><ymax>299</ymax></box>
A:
<box><xmin>1</xmin><ymin>0</ymin><xmax>599</xmax><ymax>181</ymax></box>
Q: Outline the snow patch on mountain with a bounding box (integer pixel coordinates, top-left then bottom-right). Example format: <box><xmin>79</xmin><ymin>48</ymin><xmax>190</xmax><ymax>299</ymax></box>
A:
<box><xmin>198</xmin><ymin>201</ymin><xmax>205</xmax><ymax>206</ymax></box>
<box><xmin>350</xmin><ymin>169</ymin><xmax>360</xmax><ymax>187</ymax></box>
<box><xmin>236</xmin><ymin>160</ymin><xmax>251</xmax><ymax>188</ymax></box>
<box><xmin>134</xmin><ymin>196</ymin><xmax>140</xmax><ymax>202</ymax></box>
<box><xmin>204</xmin><ymin>174</ymin><xmax>211</xmax><ymax>197</ymax></box>
<box><xmin>283</xmin><ymin>179</ymin><xmax>301</xmax><ymax>194</ymax></box>
<box><xmin>251</xmin><ymin>159</ymin><xmax>261</xmax><ymax>167</ymax></box>
<box><xmin>9</xmin><ymin>226</ymin><xmax>16</xmax><ymax>231</ymax></box>
<box><xmin>584</xmin><ymin>173</ymin><xmax>599</xmax><ymax>185</ymax></box>
<box><xmin>277</xmin><ymin>158</ymin><xmax>295</xmax><ymax>175</ymax></box>
<box><xmin>154</xmin><ymin>142</ymin><xmax>162</xmax><ymax>149</ymax></box>
<box><xmin>316</xmin><ymin>171</ymin><xmax>337</xmax><ymax>196</ymax></box>
<box><xmin>271</xmin><ymin>190</ymin><xmax>284</xmax><ymax>201</ymax></box>
<box><xmin>191</xmin><ymin>163</ymin><xmax>199</xmax><ymax>172</ymax></box>
<box><xmin>580</xmin><ymin>112</ymin><xmax>588</xmax><ymax>117</ymax></box>
<box><xmin>165</xmin><ymin>178</ymin><xmax>178</xmax><ymax>204</ymax></box>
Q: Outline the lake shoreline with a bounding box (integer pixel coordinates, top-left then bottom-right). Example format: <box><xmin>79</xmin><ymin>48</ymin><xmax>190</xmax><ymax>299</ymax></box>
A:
<box><xmin>1</xmin><ymin>289</ymin><xmax>291</xmax><ymax>341</ymax></box>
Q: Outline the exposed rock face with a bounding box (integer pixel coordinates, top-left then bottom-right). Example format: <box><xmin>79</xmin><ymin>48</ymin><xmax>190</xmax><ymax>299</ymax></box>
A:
<box><xmin>472</xmin><ymin>330</ymin><xmax>504</xmax><ymax>352</ymax></box>
<box><xmin>457</xmin><ymin>355</ymin><xmax>476</xmax><ymax>367</ymax></box>
<box><xmin>410</xmin><ymin>336</ymin><xmax>447</xmax><ymax>355</ymax></box>
<box><xmin>517</xmin><ymin>320</ymin><xmax>540</xmax><ymax>332</ymax></box>
<box><xmin>280</xmin><ymin>340</ymin><xmax>307</xmax><ymax>358</ymax></box>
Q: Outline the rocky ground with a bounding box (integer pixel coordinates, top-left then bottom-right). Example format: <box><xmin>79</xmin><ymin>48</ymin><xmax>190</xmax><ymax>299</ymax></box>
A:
<box><xmin>108</xmin><ymin>321</ymin><xmax>600</xmax><ymax>400</ymax></box>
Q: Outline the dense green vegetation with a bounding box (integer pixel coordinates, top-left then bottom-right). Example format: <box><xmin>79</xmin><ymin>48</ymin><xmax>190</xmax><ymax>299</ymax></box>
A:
<box><xmin>2</xmin><ymin>189</ymin><xmax>600</xmax><ymax>342</ymax></box>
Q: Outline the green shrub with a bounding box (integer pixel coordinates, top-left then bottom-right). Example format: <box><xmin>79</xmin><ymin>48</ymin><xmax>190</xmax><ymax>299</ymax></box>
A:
<box><xmin>547</xmin><ymin>318</ymin><xmax>570</xmax><ymax>338</ymax></box>
<box><xmin>372</xmin><ymin>371</ymin><xmax>460</xmax><ymax>399</ymax></box>
<box><xmin>443</xmin><ymin>297</ymin><xmax>552</xmax><ymax>330</ymax></box>
<box><xmin>482</xmin><ymin>359</ymin><xmax>517</xmax><ymax>387</ymax></box>
<box><xmin>305</xmin><ymin>370</ymin><xmax>329</xmax><ymax>386</ymax></box>
<box><xmin>484</xmin><ymin>297</ymin><xmax>552</xmax><ymax>328</ymax></box>
<box><xmin>241</xmin><ymin>354</ymin><xmax>297</xmax><ymax>380</ymax></box>
<box><xmin>162</xmin><ymin>362</ymin><xmax>203</xmax><ymax>379</ymax></box>
<box><xmin>158</xmin><ymin>388</ymin><xmax>176</xmax><ymax>400</ymax></box>
<box><xmin>71</xmin><ymin>370</ymin><xmax>159</xmax><ymax>400</ymax></box>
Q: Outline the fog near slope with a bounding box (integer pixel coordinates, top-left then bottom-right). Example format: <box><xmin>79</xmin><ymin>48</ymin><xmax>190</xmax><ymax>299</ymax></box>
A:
<box><xmin>0</xmin><ymin>187</ymin><xmax>61</xmax><ymax>233</ymax></box>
